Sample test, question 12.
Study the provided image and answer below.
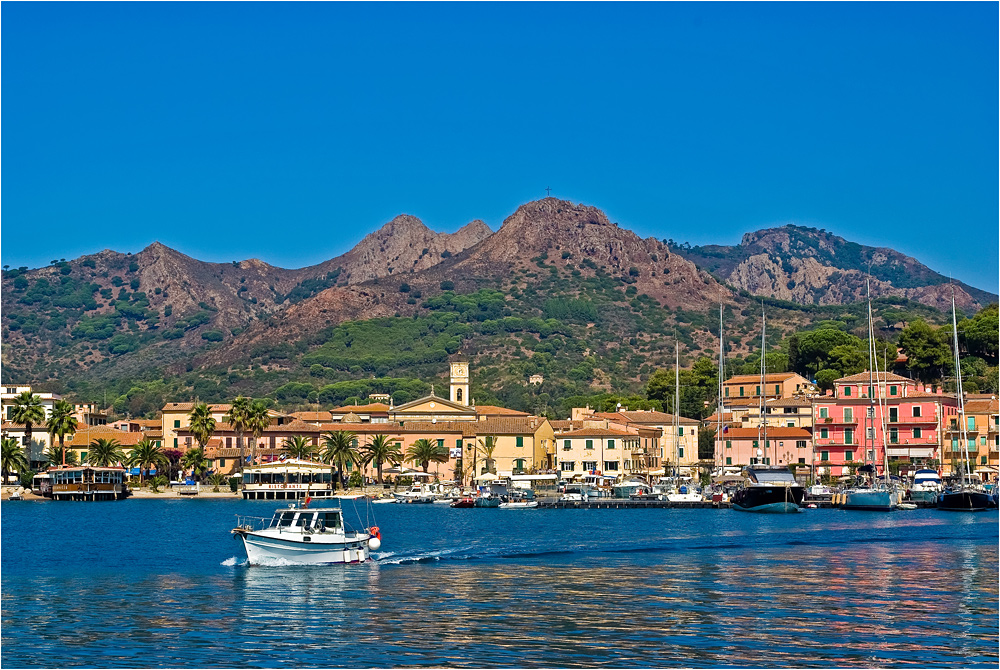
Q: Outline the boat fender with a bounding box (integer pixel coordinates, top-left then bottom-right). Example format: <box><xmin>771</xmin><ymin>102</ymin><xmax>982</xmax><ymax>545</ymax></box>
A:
<box><xmin>368</xmin><ymin>526</ymin><xmax>382</xmax><ymax>552</ymax></box>
<box><xmin>369</xmin><ymin>526</ymin><xmax>381</xmax><ymax>540</ymax></box>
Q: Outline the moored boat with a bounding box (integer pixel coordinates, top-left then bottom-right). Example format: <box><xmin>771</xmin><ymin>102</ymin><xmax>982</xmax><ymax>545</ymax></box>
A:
<box><xmin>909</xmin><ymin>469</ymin><xmax>942</xmax><ymax>504</ymax></box>
<box><xmin>232</xmin><ymin>502</ymin><xmax>380</xmax><ymax>565</ymax></box>
<box><xmin>731</xmin><ymin>465</ymin><xmax>805</xmax><ymax>513</ymax></box>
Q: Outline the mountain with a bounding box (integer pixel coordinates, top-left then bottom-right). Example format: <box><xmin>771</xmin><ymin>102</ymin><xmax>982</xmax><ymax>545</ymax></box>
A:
<box><xmin>671</xmin><ymin>225</ymin><xmax>995</xmax><ymax>312</ymax></box>
<box><xmin>0</xmin><ymin>215</ymin><xmax>490</xmax><ymax>381</ymax></box>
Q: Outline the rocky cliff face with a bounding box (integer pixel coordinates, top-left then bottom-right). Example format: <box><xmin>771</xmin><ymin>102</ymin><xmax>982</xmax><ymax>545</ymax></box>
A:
<box><xmin>675</xmin><ymin>225</ymin><xmax>994</xmax><ymax>312</ymax></box>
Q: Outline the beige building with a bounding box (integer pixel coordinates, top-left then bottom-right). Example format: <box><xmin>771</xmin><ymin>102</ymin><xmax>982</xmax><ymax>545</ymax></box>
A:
<box><xmin>722</xmin><ymin>372</ymin><xmax>814</xmax><ymax>403</ymax></box>
<box><xmin>554</xmin><ymin>426</ymin><xmax>642</xmax><ymax>479</ymax></box>
<box><xmin>161</xmin><ymin>402</ymin><xmax>232</xmax><ymax>451</ymax></box>
<box><xmin>739</xmin><ymin>397</ymin><xmax>815</xmax><ymax>430</ymax></box>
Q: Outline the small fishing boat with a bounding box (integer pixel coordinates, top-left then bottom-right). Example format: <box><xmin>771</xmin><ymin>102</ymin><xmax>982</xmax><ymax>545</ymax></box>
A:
<box><xmin>499</xmin><ymin>490</ymin><xmax>538</xmax><ymax>508</ymax></box>
<box><xmin>449</xmin><ymin>497</ymin><xmax>476</xmax><ymax>508</ymax></box>
<box><xmin>393</xmin><ymin>484</ymin><xmax>434</xmax><ymax>504</ymax></box>
<box><xmin>232</xmin><ymin>501</ymin><xmax>380</xmax><ymax>565</ymax></box>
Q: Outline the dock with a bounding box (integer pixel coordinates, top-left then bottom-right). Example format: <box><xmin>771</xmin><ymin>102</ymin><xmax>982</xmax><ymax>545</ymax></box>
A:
<box><xmin>535</xmin><ymin>499</ymin><xmax>939</xmax><ymax>510</ymax></box>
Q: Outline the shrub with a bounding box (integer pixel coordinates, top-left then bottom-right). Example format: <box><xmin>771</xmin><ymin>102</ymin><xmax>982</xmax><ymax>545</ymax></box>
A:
<box><xmin>201</xmin><ymin>330</ymin><xmax>224</xmax><ymax>342</ymax></box>
<box><xmin>399</xmin><ymin>283</ymin><xmax>411</xmax><ymax>293</ymax></box>
<box><xmin>440</xmin><ymin>280</ymin><xmax>455</xmax><ymax>291</ymax></box>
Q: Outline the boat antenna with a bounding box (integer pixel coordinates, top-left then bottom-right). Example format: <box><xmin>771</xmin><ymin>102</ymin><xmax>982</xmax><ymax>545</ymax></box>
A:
<box><xmin>951</xmin><ymin>287</ymin><xmax>970</xmax><ymax>490</ymax></box>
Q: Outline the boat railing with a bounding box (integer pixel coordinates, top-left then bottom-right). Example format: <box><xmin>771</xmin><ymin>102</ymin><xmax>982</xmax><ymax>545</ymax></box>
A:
<box><xmin>233</xmin><ymin>515</ymin><xmax>270</xmax><ymax>532</ymax></box>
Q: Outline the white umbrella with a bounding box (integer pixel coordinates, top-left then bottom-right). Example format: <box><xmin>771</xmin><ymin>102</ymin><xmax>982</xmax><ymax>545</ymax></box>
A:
<box><xmin>410</xmin><ymin>471</ymin><xmax>434</xmax><ymax>479</ymax></box>
<box><xmin>475</xmin><ymin>472</ymin><xmax>499</xmax><ymax>482</ymax></box>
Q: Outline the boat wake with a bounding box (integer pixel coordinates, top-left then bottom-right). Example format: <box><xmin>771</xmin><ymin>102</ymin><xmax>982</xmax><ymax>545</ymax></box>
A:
<box><xmin>221</xmin><ymin>556</ymin><xmax>246</xmax><ymax>567</ymax></box>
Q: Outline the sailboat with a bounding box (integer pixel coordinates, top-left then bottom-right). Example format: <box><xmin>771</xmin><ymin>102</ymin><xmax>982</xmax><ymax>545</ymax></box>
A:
<box><xmin>731</xmin><ymin>306</ymin><xmax>805</xmax><ymax>513</ymax></box>
<box><xmin>661</xmin><ymin>342</ymin><xmax>703</xmax><ymax>502</ymax></box>
<box><xmin>839</xmin><ymin>281</ymin><xmax>899</xmax><ymax>511</ymax></box>
<box><xmin>937</xmin><ymin>292</ymin><xmax>991</xmax><ymax>512</ymax></box>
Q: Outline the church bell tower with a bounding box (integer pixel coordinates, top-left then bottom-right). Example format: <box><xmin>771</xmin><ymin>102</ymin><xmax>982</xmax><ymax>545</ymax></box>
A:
<box><xmin>450</xmin><ymin>361</ymin><xmax>470</xmax><ymax>406</ymax></box>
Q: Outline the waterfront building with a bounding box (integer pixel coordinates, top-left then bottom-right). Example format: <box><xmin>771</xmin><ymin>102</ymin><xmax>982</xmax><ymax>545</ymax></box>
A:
<box><xmin>721</xmin><ymin>372</ymin><xmax>814</xmax><ymax>403</ymax></box>
<box><xmin>1</xmin><ymin>385</ymin><xmax>63</xmax><ymax>466</ymax></box>
<box><xmin>161</xmin><ymin>402</ymin><xmax>232</xmax><ymax>451</ymax></box>
<box><xmin>67</xmin><ymin>426</ymin><xmax>149</xmax><ymax>465</ymax></box>
<box><xmin>718</xmin><ymin>427</ymin><xmax>812</xmax><ymax>469</ymax></box>
<box><xmin>945</xmin><ymin>394</ymin><xmax>998</xmax><ymax>482</ymax></box>
<box><xmin>740</xmin><ymin>397</ymin><xmax>814</xmax><ymax>430</ymax></box>
<box><xmin>554</xmin><ymin>425</ymin><xmax>642</xmax><ymax>480</ymax></box>
<box><xmin>811</xmin><ymin>372</ymin><xmax>954</xmax><ymax>478</ymax></box>
<box><xmin>587</xmin><ymin>410</ymin><xmax>690</xmax><ymax>473</ymax></box>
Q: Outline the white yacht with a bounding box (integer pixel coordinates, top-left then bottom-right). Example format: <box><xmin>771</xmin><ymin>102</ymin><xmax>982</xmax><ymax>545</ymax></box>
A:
<box><xmin>232</xmin><ymin>503</ymin><xmax>380</xmax><ymax>565</ymax></box>
<box><xmin>393</xmin><ymin>484</ymin><xmax>435</xmax><ymax>503</ymax></box>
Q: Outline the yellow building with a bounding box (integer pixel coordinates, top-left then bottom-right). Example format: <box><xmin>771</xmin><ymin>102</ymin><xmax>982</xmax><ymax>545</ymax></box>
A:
<box><xmin>161</xmin><ymin>402</ymin><xmax>232</xmax><ymax>451</ymax></box>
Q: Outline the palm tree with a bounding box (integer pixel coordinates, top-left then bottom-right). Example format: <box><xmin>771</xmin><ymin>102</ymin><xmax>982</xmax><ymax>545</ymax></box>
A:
<box><xmin>282</xmin><ymin>435</ymin><xmax>315</xmax><ymax>460</ymax></box>
<box><xmin>363</xmin><ymin>434</ymin><xmax>402</xmax><ymax>484</ymax></box>
<box><xmin>46</xmin><ymin>399</ymin><xmax>78</xmax><ymax>467</ymax></box>
<box><xmin>1</xmin><ymin>437</ymin><xmax>28</xmax><ymax>484</ymax></box>
<box><xmin>128</xmin><ymin>438</ymin><xmax>168</xmax><ymax>484</ymax></box>
<box><xmin>321</xmin><ymin>430</ymin><xmax>358</xmax><ymax>490</ymax></box>
<box><xmin>405</xmin><ymin>438</ymin><xmax>449</xmax><ymax>474</ymax></box>
<box><xmin>45</xmin><ymin>443</ymin><xmax>79</xmax><ymax>468</ymax></box>
<box><xmin>224</xmin><ymin>396</ymin><xmax>252</xmax><ymax>472</ymax></box>
<box><xmin>246</xmin><ymin>401</ymin><xmax>271</xmax><ymax>465</ymax></box>
<box><xmin>180</xmin><ymin>447</ymin><xmax>210</xmax><ymax>481</ymax></box>
<box><xmin>87</xmin><ymin>438</ymin><xmax>125</xmax><ymax>467</ymax></box>
<box><xmin>188</xmin><ymin>402</ymin><xmax>217</xmax><ymax>450</ymax></box>
<box><xmin>478</xmin><ymin>435</ymin><xmax>499</xmax><ymax>475</ymax></box>
<box><xmin>9</xmin><ymin>391</ymin><xmax>45</xmax><ymax>465</ymax></box>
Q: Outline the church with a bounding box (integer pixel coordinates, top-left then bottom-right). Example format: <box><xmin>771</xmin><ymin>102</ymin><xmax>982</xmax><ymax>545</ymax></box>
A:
<box><xmin>388</xmin><ymin>361</ymin><xmax>478</xmax><ymax>424</ymax></box>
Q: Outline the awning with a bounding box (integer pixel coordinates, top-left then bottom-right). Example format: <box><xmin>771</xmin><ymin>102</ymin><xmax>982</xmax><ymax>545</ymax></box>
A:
<box><xmin>475</xmin><ymin>472</ymin><xmax>499</xmax><ymax>481</ymax></box>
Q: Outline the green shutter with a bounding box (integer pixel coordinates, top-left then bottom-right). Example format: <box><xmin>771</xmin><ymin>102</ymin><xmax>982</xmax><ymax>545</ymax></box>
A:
<box><xmin>516</xmin><ymin>436</ymin><xmax>523</xmax><ymax>447</ymax></box>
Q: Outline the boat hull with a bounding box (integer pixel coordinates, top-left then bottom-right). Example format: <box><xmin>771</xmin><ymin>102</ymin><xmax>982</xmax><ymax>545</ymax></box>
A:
<box><xmin>237</xmin><ymin>532</ymin><xmax>371</xmax><ymax>565</ymax></box>
<box><xmin>908</xmin><ymin>489</ymin><xmax>939</xmax><ymax>504</ymax></box>
<box><xmin>937</xmin><ymin>490</ymin><xmax>991</xmax><ymax>512</ymax></box>
<box><xmin>731</xmin><ymin>484</ymin><xmax>804</xmax><ymax>513</ymax></box>
<box><xmin>841</xmin><ymin>488</ymin><xmax>899</xmax><ymax>511</ymax></box>
<box><xmin>473</xmin><ymin>498</ymin><xmax>500</xmax><ymax>508</ymax></box>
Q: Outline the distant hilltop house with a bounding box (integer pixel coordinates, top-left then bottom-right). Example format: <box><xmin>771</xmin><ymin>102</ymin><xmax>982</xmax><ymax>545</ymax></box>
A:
<box><xmin>529</xmin><ymin>374</ymin><xmax>544</xmax><ymax>386</ymax></box>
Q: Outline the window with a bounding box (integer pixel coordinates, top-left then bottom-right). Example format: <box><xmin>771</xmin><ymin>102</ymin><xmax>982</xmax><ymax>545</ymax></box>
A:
<box><xmin>913</xmin><ymin>406</ymin><xmax>922</xmax><ymax>418</ymax></box>
<box><xmin>173</xmin><ymin>420</ymin><xmax>181</xmax><ymax>428</ymax></box>
<box><xmin>582</xmin><ymin>461</ymin><xmax>597</xmax><ymax>472</ymax></box>
<box><xmin>514</xmin><ymin>459</ymin><xmax>525</xmax><ymax>471</ymax></box>
<box><xmin>351</xmin><ymin>439</ymin><xmax>358</xmax><ymax>448</ymax></box>
<box><xmin>81</xmin><ymin>451</ymin><xmax>88</xmax><ymax>462</ymax></box>
<box><xmin>845</xmin><ymin>450</ymin><xmax>853</xmax><ymax>462</ymax></box>
<box><xmin>982</xmin><ymin>456</ymin><xmax>988</xmax><ymax>465</ymax></box>
<box><xmin>844</xmin><ymin>429</ymin><xmax>853</xmax><ymax>445</ymax></box>
<box><xmin>844</xmin><ymin>408</ymin><xmax>853</xmax><ymax>422</ymax></box>
<box><xmin>889</xmin><ymin>428</ymin><xmax>898</xmax><ymax>444</ymax></box>
<box><xmin>726</xmin><ymin>457</ymin><xmax>732</xmax><ymax>465</ymax></box>
<box><xmin>173</xmin><ymin>438</ymin><xmax>178</xmax><ymax>448</ymax></box>
<box><xmin>269</xmin><ymin>436</ymin><xmax>275</xmax><ymax>448</ymax></box>
<box><xmin>889</xmin><ymin>408</ymin><xmax>898</xmax><ymax>423</ymax></box>
<box><xmin>678</xmin><ymin>427</ymin><xmax>684</xmax><ymax>436</ymax></box>
<box><xmin>515</xmin><ymin>436</ymin><xmax>524</xmax><ymax>448</ymax></box>
<box><xmin>913</xmin><ymin>428</ymin><xmax>922</xmax><ymax>439</ymax></box>
<box><xmin>456</xmin><ymin>439</ymin><xmax>462</xmax><ymax>448</ymax></box>
<box><xmin>752</xmin><ymin>440</ymin><xmax>759</xmax><ymax>449</ymax></box>
<box><xmin>563</xmin><ymin>440</ymin><xmax>571</xmax><ymax>450</ymax></box>
<box><xmin>456</xmin><ymin>388</ymin><xmax>463</xmax><ymax>403</ymax></box>
<box><xmin>787</xmin><ymin>421</ymin><xmax>795</xmax><ymax>428</ymax></box>
<box><xmin>968</xmin><ymin>416</ymin><xmax>976</xmax><ymax>431</ymax></box>
<box><xmin>560</xmin><ymin>461</ymin><xmax>575</xmax><ymax>472</ymax></box>
<box><xmin>755</xmin><ymin>385</ymin><xmax>761</xmax><ymax>396</ymax></box>
<box><xmin>798</xmin><ymin>458</ymin><xmax>806</xmax><ymax>464</ymax></box>
<box><xmin>796</xmin><ymin>440</ymin><xmax>806</xmax><ymax>449</ymax></box>
<box><xmin>607</xmin><ymin>439</ymin><xmax>615</xmax><ymax>449</ymax></box>
<box><xmin>678</xmin><ymin>447</ymin><xmax>684</xmax><ymax>458</ymax></box>
<box><xmin>604</xmin><ymin>461</ymin><xmax>618</xmax><ymax>471</ymax></box>
<box><xmin>226</xmin><ymin>437</ymin><xmax>232</xmax><ymax>448</ymax></box>
<box><xmin>585</xmin><ymin>439</ymin><xmax>593</xmax><ymax>449</ymax></box>
<box><xmin>981</xmin><ymin>436</ymin><xmax>987</xmax><ymax>446</ymax></box>
<box><xmin>844</xmin><ymin>386</ymin><xmax>852</xmax><ymax>397</ymax></box>
<box><xmin>819</xmin><ymin>407</ymin><xmax>829</xmax><ymax>419</ymax></box>
<box><xmin>821</xmin><ymin>450</ymin><xmax>829</xmax><ymax>462</ymax></box>
<box><xmin>739</xmin><ymin>387</ymin><xmax>745</xmax><ymax>397</ymax></box>
<box><xmin>725</xmin><ymin>387</ymin><xmax>729</xmax><ymax>398</ymax></box>
<box><xmin>725</xmin><ymin>440</ymin><xmax>732</xmax><ymax>449</ymax></box>
<box><xmin>220</xmin><ymin>459</ymin><xmax>226</xmax><ymax>468</ymax></box>
<box><xmin>437</xmin><ymin>439</ymin><xmax>444</xmax><ymax>448</ymax></box>
<box><xmin>775</xmin><ymin>385</ymin><xmax>781</xmax><ymax>395</ymax></box>
<box><xmin>185</xmin><ymin>436</ymin><xmax>192</xmax><ymax>447</ymax></box>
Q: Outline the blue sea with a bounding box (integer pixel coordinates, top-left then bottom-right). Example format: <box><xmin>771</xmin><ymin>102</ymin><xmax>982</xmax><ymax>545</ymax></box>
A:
<box><xmin>1</xmin><ymin>498</ymin><xmax>997</xmax><ymax>668</ymax></box>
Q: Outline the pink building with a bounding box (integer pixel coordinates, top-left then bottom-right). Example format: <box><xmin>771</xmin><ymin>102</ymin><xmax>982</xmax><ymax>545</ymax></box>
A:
<box><xmin>717</xmin><ymin>427</ymin><xmax>812</xmax><ymax>470</ymax></box>
<box><xmin>811</xmin><ymin>372</ymin><xmax>956</xmax><ymax>478</ymax></box>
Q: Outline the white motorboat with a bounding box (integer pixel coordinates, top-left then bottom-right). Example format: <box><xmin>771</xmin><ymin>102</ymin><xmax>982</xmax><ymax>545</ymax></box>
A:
<box><xmin>499</xmin><ymin>500</ymin><xmax>539</xmax><ymax>508</ymax></box>
<box><xmin>232</xmin><ymin>503</ymin><xmax>380</xmax><ymax>565</ymax></box>
<box><xmin>393</xmin><ymin>484</ymin><xmax>434</xmax><ymax>503</ymax></box>
<box><xmin>371</xmin><ymin>496</ymin><xmax>399</xmax><ymax>504</ymax></box>
<box><xmin>909</xmin><ymin>469</ymin><xmax>942</xmax><ymax>504</ymax></box>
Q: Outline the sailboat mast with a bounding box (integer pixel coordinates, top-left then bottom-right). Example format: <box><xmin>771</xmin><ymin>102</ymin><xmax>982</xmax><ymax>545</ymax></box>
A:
<box><xmin>951</xmin><ymin>292</ymin><xmax>970</xmax><ymax>489</ymax></box>
<box><xmin>674</xmin><ymin>341</ymin><xmax>680</xmax><ymax>478</ymax></box>
<box><xmin>760</xmin><ymin>305</ymin><xmax>767</xmax><ymax>464</ymax></box>
<box><xmin>718</xmin><ymin>304</ymin><xmax>725</xmax><ymax>472</ymax></box>
<box><xmin>869</xmin><ymin>291</ymin><xmax>890</xmax><ymax>479</ymax></box>
<box><xmin>865</xmin><ymin>280</ymin><xmax>877</xmax><ymax>473</ymax></box>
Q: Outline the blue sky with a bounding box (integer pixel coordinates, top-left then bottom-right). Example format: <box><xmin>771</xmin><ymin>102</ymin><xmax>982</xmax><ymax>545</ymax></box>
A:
<box><xmin>3</xmin><ymin>2</ymin><xmax>997</xmax><ymax>291</ymax></box>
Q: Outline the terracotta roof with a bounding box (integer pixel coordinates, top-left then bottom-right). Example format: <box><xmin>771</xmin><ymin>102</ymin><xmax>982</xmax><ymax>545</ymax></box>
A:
<box><xmin>703</xmin><ymin>412</ymin><xmax>735</xmax><ymax>423</ymax></box>
<box><xmin>549</xmin><ymin>420</ymin><xmax>582</xmax><ymax>431</ymax></box>
<box><xmin>176</xmin><ymin>419</ymin><xmax>323</xmax><ymax>434</ymax></box>
<box><xmin>557</xmin><ymin>427</ymin><xmax>638</xmax><ymax>438</ymax></box>
<box><xmin>767</xmin><ymin>397</ymin><xmax>812</xmax><ymax>407</ymax></box>
<box><xmin>591</xmin><ymin>410</ymin><xmax>698</xmax><ymax>426</ymax></box>
<box><xmin>964</xmin><ymin>398</ymin><xmax>999</xmax><ymax>414</ymax></box>
<box><xmin>906</xmin><ymin>391</ymin><xmax>954</xmax><ymax>399</ymax></box>
<box><xmin>834</xmin><ymin>371</ymin><xmax>913</xmax><ymax>384</ymax></box>
<box><xmin>290</xmin><ymin>411</ymin><xmax>333</xmax><ymax>422</ymax></box>
<box><xmin>161</xmin><ymin>402</ymin><xmax>232</xmax><ymax>412</ymax></box>
<box><xmin>316</xmin><ymin>422</ymin><xmax>404</xmax><ymax>434</ymax></box>
<box><xmin>472</xmin><ymin>417</ymin><xmax>546</xmax><ymax>435</ymax></box>
<box><xmin>474</xmin><ymin>405</ymin><xmax>530</xmax><ymax>417</ymax></box>
<box><xmin>331</xmin><ymin>403</ymin><xmax>390</xmax><ymax>413</ymax></box>
<box><xmin>69</xmin><ymin>428</ymin><xmax>149</xmax><ymax>447</ymax></box>
<box><xmin>724</xmin><ymin>373</ymin><xmax>803</xmax><ymax>384</ymax></box>
<box><xmin>721</xmin><ymin>427</ymin><xmax>812</xmax><ymax>439</ymax></box>
<box><xmin>396</xmin><ymin>421</ymin><xmax>479</xmax><ymax>437</ymax></box>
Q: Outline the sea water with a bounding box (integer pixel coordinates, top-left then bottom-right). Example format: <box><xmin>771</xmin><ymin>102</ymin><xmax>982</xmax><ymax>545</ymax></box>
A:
<box><xmin>1</xmin><ymin>498</ymin><xmax>997</xmax><ymax>667</ymax></box>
